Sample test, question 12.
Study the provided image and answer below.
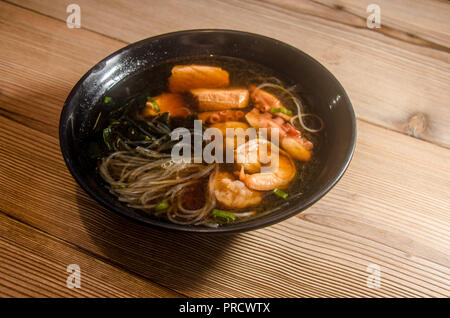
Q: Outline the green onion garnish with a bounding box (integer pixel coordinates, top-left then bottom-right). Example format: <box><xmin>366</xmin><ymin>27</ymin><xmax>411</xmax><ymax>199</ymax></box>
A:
<box><xmin>273</xmin><ymin>188</ymin><xmax>288</xmax><ymax>199</ymax></box>
<box><xmin>102</xmin><ymin>127</ymin><xmax>112</xmax><ymax>150</ymax></box>
<box><xmin>155</xmin><ymin>201</ymin><xmax>169</xmax><ymax>211</ymax></box>
<box><xmin>211</xmin><ymin>209</ymin><xmax>236</xmax><ymax>222</ymax></box>
<box><xmin>147</xmin><ymin>97</ymin><xmax>160</xmax><ymax>112</ymax></box>
<box><xmin>280</xmin><ymin>108</ymin><xmax>293</xmax><ymax>116</ymax></box>
<box><xmin>119</xmin><ymin>185</ymin><xmax>126</xmax><ymax>188</ymax></box>
<box><xmin>270</xmin><ymin>107</ymin><xmax>281</xmax><ymax>113</ymax></box>
<box><xmin>270</xmin><ymin>107</ymin><xmax>292</xmax><ymax>116</ymax></box>
<box><xmin>104</xmin><ymin>96</ymin><xmax>113</xmax><ymax>104</ymax></box>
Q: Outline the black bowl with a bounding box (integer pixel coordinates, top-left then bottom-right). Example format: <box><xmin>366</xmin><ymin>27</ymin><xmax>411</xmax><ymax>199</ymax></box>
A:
<box><xmin>59</xmin><ymin>29</ymin><xmax>356</xmax><ymax>233</ymax></box>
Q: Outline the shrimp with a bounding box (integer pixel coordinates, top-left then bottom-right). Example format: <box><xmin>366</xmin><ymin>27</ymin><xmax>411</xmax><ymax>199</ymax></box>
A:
<box><xmin>208</xmin><ymin>121</ymin><xmax>252</xmax><ymax>160</ymax></box>
<box><xmin>280</xmin><ymin>135</ymin><xmax>313</xmax><ymax>162</ymax></box>
<box><xmin>245</xmin><ymin>108</ymin><xmax>313</xmax><ymax>161</ymax></box>
<box><xmin>249</xmin><ymin>85</ymin><xmax>292</xmax><ymax>121</ymax></box>
<box><xmin>208</xmin><ymin>121</ymin><xmax>249</xmax><ymax>135</ymax></box>
<box><xmin>211</xmin><ymin>171</ymin><xmax>262</xmax><ymax>209</ymax></box>
<box><xmin>235</xmin><ymin>138</ymin><xmax>296</xmax><ymax>191</ymax></box>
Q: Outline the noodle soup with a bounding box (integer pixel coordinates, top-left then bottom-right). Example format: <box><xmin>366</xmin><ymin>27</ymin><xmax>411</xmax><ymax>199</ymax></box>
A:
<box><xmin>87</xmin><ymin>56</ymin><xmax>324</xmax><ymax>227</ymax></box>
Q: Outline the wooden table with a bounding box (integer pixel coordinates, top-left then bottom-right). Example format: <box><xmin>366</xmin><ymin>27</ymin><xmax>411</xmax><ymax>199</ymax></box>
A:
<box><xmin>0</xmin><ymin>0</ymin><xmax>449</xmax><ymax>298</ymax></box>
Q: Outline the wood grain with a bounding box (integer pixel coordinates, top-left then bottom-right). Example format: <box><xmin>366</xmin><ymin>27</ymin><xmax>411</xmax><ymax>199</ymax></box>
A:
<box><xmin>0</xmin><ymin>113</ymin><xmax>450</xmax><ymax>297</ymax></box>
<box><xmin>0</xmin><ymin>1</ymin><xmax>449</xmax><ymax>298</ymax></box>
<box><xmin>310</xmin><ymin>0</ymin><xmax>450</xmax><ymax>49</ymax></box>
<box><xmin>0</xmin><ymin>213</ymin><xmax>181</xmax><ymax>297</ymax></box>
<box><xmin>7</xmin><ymin>0</ymin><xmax>450</xmax><ymax>147</ymax></box>
<box><xmin>1</xmin><ymin>106</ymin><xmax>449</xmax><ymax>297</ymax></box>
<box><xmin>0</xmin><ymin>1</ymin><xmax>124</xmax><ymax>137</ymax></box>
<box><xmin>258</xmin><ymin>0</ymin><xmax>450</xmax><ymax>53</ymax></box>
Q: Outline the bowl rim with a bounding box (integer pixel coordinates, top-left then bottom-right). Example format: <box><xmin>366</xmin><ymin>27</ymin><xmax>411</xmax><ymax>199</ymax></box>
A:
<box><xmin>59</xmin><ymin>29</ymin><xmax>357</xmax><ymax>233</ymax></box>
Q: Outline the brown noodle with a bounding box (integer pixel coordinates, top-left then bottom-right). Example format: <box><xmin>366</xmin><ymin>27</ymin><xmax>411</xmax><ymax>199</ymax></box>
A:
<box><xmin>99</xmin><ymin>146</ymin><xmax>218</xmax><ymax>225</ymax></box>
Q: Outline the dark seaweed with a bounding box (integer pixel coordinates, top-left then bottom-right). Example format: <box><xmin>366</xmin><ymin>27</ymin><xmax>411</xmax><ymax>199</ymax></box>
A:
<box><xmin>89</xmin><ymin>94</ymin><xmax>172</xmax><ymax>158</ymax></box>
<box><xmin>88</xmin><ymin>92</ymin><xmax>205</xmax><ymax>160</ymax></box>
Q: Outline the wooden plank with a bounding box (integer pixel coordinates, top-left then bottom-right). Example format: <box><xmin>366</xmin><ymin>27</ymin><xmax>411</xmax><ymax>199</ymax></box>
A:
<box><xmin>1</xmin><ymin>114</ymin><xmax>449</xmax><ymax>297</ymax></box>
<box><xmin>259</xmin><ymin>0</ymin><xmax>450</xmax><ymax>52</ymax></box>
<box><xmin>0</xmin><ymin>213</ymin><xmax>182</xmax><ymax>297</ymax></box>
<box><xmin>0</xmin><ymin>1</ymin><xmax>124</xmax><ymax>137</ymax></box>
<box><xmin>7</xmin><ymin>0</ymin><xmax>450</xmax><ymax>147</ymax></box>
<box><xmin>309</xmin><ymin>0</ymin><xmax>450</xmax><ymax>49</ymax></box>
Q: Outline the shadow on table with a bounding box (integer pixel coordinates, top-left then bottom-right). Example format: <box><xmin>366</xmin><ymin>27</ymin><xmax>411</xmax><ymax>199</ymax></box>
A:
<box><xmin>75</xmin><ymin>186</ymin><xmax>238</xmax><ymax>295</ymax></box>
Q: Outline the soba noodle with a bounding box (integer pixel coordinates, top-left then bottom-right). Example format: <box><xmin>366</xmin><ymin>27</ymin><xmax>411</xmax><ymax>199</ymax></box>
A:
<box><xmin>99</xmin><ymin>147</ymin><xmax>218</xmax><ymax>225</ymax></box>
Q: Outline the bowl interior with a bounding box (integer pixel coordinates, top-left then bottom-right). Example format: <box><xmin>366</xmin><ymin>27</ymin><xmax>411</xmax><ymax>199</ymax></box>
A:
<box><xmin>60</xmin><ymin>30</ymin><xmax>356</xmax><ymax>233</ymax></box>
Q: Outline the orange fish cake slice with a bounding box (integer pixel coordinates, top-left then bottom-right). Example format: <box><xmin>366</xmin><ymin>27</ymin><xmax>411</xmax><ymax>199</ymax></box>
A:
<box><xmin>169</xmin><ymin>65</ymin><xmax>229</xmax><ymax>93</ymax></box>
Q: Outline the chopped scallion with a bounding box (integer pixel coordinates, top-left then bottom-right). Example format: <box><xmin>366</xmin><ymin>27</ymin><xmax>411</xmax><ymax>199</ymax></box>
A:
<box><xmin>273</xmin><ymin>188</ymin><xmax>288</xmax><ymax>199</ymax></box>
<box><xmin>270</xmin><ymin>107</ymin><xmax>292</xmax><ymax>116</ymax></box>
<box><xmin>104</xmin><ymin>96</ymin><xmax>113</xmax><ymax>104</ymax></box>
<box><xmin>147</xmin><ymin>97</ymin><xmax>160</xmax><ymax>112</ymax></box>
<box><xmin>211</xmin><ymin>209</ymin><xmax>236</xmax><ymax>222</ymax></box>
<box><xmin>270</xmin><ymin>107</ymin><xmax>281</xmax><ymax>113</ymax></box>
<box><xmin>155</xmin><ymin>201</ymin><xmax>169</xmax><ymax>211</ymax></box>
<box><xmin>102</xmin><ymin>127</ymin><xmax>112</xmax><ymax>150</ymax></box>
<box><xmin>280</xmin><ymin>108</ymin><xmax>293</xmax><ymax>116</ymax></box>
